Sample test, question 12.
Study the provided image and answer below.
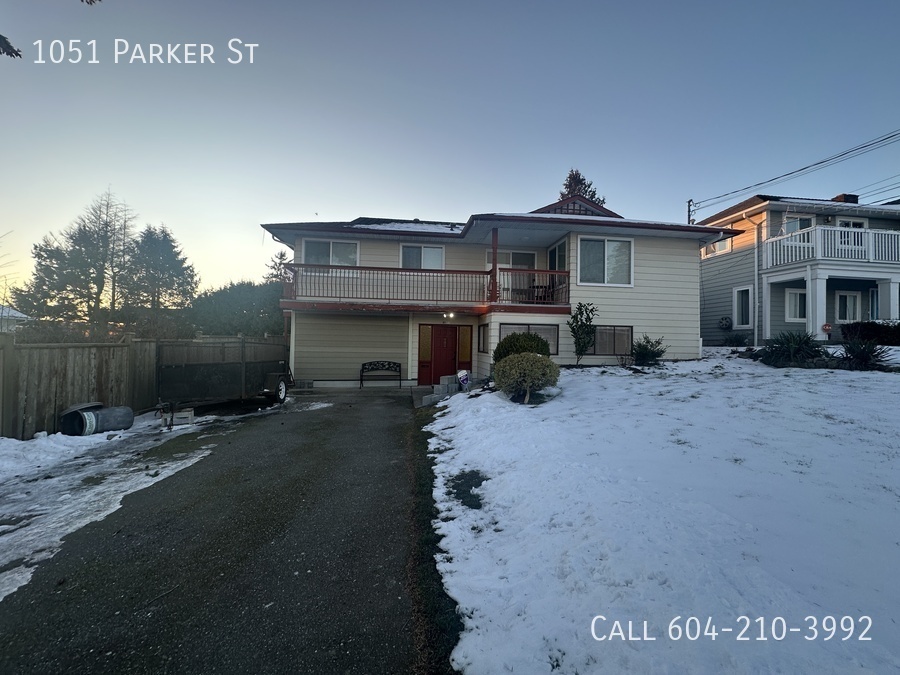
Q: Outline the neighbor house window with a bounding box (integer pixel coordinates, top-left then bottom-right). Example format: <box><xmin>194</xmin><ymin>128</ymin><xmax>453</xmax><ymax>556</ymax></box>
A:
<box><xmin>578</xmin><ymin>236</ymin><xmax>632</xmax><ymax>285</ymax></box>
<box><xmin>733</xmin><ymin>286</ymin><xmax>753</xmax><ymax>329</ymax></box>
<box><xmin>785</xmin><ymin>288</ymin><xmax>807</xmax><ymax>323</ymax></box>
<box><xmin>592</xmin><ymin>326</ymin><xmax>633</xmax><ymax>356</ymax></box>
<box><xmin>837</xmin><ymin>218</ymin><xmax>867</xmax><ymax>229</ymax></box>
<box><xmin>478</xmin><ymin>324</ymin><xmax>488</xmax><ymax>353</ymax></box>
<box><xmin>702</xmin><ymin>238</ymin><xmax>731</xmax><ymax>257</ymax></box>
<box><xmin>401</xmin><ymin>245</ymin><xmax>443</xmax><ymax>269</ymax></box>
<box><xmin>782</xmin><ymin>214</ymin><xmax>814</xmax><ymax>235</ymax></box>
<box><xmin>303</xmin><ymin>240</ymin><xmax>358</xmax><ymax>267</ymax></box>
<box><xmin>836</xmin><ymin>291</ymin><xmax>861</xmax><ymax>323</ymax></box>
<box><xmin>499</xmin><ymin>323</ymin><xmax>559</xmax><ymax>354</ymax></box>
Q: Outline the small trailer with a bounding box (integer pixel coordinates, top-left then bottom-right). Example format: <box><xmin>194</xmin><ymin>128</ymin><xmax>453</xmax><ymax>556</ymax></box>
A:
<box><xmin>157</xmin><ymin>336</ymin><xmax>293</xmax><ymax>408</ymax></box>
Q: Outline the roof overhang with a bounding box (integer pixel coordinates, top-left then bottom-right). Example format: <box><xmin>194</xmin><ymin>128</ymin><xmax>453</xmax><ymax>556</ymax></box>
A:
<box><xmin>464</xmin><ymin>213</ymin><xmax>739</xmax><ymax>248</ymax></box>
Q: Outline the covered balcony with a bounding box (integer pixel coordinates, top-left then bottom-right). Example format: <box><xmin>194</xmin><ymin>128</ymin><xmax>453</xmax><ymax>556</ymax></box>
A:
<box><xmin>282</xmin><ymin>264</ymin><xmax>570</xmax><ymax>313</ymax></box>
<box><xmin>764</xmin><ymin>226</ymin><xmax>900</xmax><ymax>269</ymax></box>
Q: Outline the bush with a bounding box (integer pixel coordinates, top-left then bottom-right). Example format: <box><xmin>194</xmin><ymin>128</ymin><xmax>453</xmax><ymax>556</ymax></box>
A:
<box><xmin>493</xmin><ymin>352</ymin><xmax>560</xmax><ymax>404</ymax></box>
<box><xmin>839</xmin><ymin>339</ymin><xmax>891</xmax><ymax>370</ymax></box>
<box><xmin>720</xmin><ymin>331</ymin><xmax>751</xmax><ymax>347</ymax></box>
<box><xmin>758</xmin><ymin>331</ymin><xmax>826</xmax><ymax>367</ymax></box>
<box><xmin>840</xmin><ymin>321</ymin><xmax>900</xmax><ymax>346</ymax></box>
<box><xmin>492</xmin><ymin>331</ymin><xmax>550</xmax><ymax>364</ymax></box>
<box><xmin>632</xmin><ymin>334</ymin><xmax>667</xmax><ymax>366</ymax></box>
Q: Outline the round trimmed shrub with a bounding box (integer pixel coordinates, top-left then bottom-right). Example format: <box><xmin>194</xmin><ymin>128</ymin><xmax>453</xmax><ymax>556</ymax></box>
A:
<box><xmin>492</xmin><ymin>331</ymin><xmax>550</xmax><ymax>364</ymax></box>
<box><xmin>494</xmin><ymin>352</ymin><xmax>560</xmax><ymax>404</ymax></box>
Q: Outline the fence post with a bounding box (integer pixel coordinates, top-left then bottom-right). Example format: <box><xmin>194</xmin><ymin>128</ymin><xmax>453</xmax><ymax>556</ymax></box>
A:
<box><xmin>0</xmin><ymin>333</ymin><xmax>19</xmax><ymax>439</ymax></box>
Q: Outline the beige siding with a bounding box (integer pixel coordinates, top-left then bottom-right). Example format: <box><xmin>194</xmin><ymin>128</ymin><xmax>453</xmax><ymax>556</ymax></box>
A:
<box><xmin>569</xmin><ymin>236</ymin><xmax>702</xmax><ymax>360</ymax></box>
<box><xmin>292</xmin><ymin>313</ymin><xmax>408</xmax><ymax>381</ymax></box>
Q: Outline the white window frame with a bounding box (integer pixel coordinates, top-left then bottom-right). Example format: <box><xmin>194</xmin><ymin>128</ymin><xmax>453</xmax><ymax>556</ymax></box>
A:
<box><xmin>781</xmin><ymin>213</ymin><xmax>815</xmax><ymax>236</ymax></box>
<box><xmin>837</xmin><ymin>217</ymin><xmax>868</xmax><ymax>229</ymax></box>
<box><xmin>733</xmin><ymin>286</ymin><xmax>753</xmax><ymax>329</ymax></box>
<box><xmin>577</xmin><ymin>235</ymin><xmax>634</xmax><ymax>287</ymax></box>
<box><xmin>400</xmin><ymin>244</ymin><xmax>444</xmax><ymax>270</ymax></box>
<box><xmin>702</xmin><ymin>238</ymin><xmax>731</xmax><ymax>258</ymax></box>
<box><xmin>835</xmin><ymin>291</ymin><xmax>861</xmax><ymax>323</ymax></box>
<box><xmin>485</xmin><ymin>250</ymin><xmax>536</xmax><ymax>269</ymax></box>
<box><xmin>302</xmin><ymin>239</ymin><xmax>359</xmax><ymax>274</ymax></box>
<box><xmin>869</xmin><ymin>288</ymin><xmax>880</xmax><ymax>321</ymax></box>
<box><xmin>785</xmin><ymin>288</ymin><xmax>807</xmax><ymax>323</ymax></box>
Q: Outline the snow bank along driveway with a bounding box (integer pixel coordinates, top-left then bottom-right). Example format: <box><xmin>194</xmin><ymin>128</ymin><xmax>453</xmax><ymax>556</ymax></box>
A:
<box><xmin>427</xmin><ymin>352</ymin><xmax>900</xmax><ymax>674</ymax></box>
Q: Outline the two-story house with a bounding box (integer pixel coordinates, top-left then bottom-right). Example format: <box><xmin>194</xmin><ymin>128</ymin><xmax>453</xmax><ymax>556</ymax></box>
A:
<box><xmin>698</xmin><ymin>193</ymin><xmax>900</xmax><ymax>346</ymax></box>
<box><xmin>262</xmin><ymin>196</ymin><xmax>736</xmax><ymax>387</ymax></box>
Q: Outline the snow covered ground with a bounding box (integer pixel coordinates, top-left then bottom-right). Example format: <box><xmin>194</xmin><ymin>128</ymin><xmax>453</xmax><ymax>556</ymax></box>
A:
<box><xmin>0</xmin><ymin>399</ymin><xmax>332</xmax><ymax>602</ymax></box>
<box><xmin>427</xmin><ymin>349</ymin><xmax>900</xmax><ymax>674</ymax></box>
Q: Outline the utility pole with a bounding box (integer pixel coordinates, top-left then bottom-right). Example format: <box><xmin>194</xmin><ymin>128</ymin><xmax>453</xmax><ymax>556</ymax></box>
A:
<box><xmin>687</xmin><ymin>199</ymin><xmax>694</xmax><ymax>224</ymax></box>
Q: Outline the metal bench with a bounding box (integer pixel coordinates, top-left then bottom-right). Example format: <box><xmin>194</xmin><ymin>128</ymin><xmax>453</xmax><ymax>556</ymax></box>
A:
<box><xmin>359</xmin><ymin>361</ymin><xmax>402</xmax><ymax>388</ymax></box>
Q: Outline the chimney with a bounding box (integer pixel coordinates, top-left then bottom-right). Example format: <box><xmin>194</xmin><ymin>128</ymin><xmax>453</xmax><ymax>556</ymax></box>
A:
<box><xmin>832</xmin><ymin>193</ymin><xmax>859</xmax><ymax>204</ymax></box>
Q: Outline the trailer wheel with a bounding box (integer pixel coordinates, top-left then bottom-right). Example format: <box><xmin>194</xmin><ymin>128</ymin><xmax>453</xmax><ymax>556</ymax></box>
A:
<box><xmin>273</xmin><ymin>376</ymin><xmax>288</xmax><ymax>404</ymax></box>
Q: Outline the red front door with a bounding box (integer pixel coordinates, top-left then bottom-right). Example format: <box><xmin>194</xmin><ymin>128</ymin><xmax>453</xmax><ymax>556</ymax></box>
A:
<box><xmin>431</xmin><ymin>325</ymin><xmax>458</xmax><ymax>385</ymax></box>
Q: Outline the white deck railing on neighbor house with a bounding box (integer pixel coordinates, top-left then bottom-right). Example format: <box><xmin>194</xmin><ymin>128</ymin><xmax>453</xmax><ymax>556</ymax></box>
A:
<box><xmin>283</xmin><ymin>264</ymin><xmax>570</xmax><ymax>306</ymax></box>
<box><xmin>764</xmin><ymin>227</ymin><xmax>900</xmax><ymax>268</ymax></box>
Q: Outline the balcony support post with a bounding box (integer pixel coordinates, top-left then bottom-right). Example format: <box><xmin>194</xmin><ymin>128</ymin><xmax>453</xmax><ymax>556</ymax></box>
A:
<box><xmin>878</xmin><ymin>278</ymin><xmax>900</xmax><ymax>321</ymax></box>
<box><xmin>489</xmin><ymin>228</ymin><xmax>499</xmax><ymax>303</ymax></box>
<box><xmin>808</xmin><ymin>268</ymin><xmax>829</xmax><ymax>340</ymax></box>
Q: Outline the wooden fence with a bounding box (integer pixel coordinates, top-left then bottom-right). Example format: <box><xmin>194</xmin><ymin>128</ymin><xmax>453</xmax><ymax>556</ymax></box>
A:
<box><xmin>0</xmin><ymin>334</ymin><xmax>286</xmax><ymax>440</ymax></box>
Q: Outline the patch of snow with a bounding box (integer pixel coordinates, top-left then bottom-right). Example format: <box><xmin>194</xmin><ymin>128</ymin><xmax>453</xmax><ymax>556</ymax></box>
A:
<box><xmin>427</xmin><ymin>351</ymin><xmax>900</xmax><ymax>673</ymax></box>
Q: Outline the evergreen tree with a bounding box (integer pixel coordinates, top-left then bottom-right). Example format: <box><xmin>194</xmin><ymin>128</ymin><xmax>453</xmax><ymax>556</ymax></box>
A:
<box><xmin>567</xmin><ymin>302</ymin><xmax>597</xmax><ymax>365</ymax></box>
<box><xmin>120</xmin><ymin>225</ymin><xmax>198</xmax><ymax>311</ymax></box>
<box><xmin>191</xmin><ymin>281</ymin><xmax>284</xmax><ymax>337</ymax></box>
<box><xmin>12</xmin><ymin>191</ymin><xmax>137</xmax><ymax>322</ymax></box>
<box><xmin>264</xmin><ymin>249</ymin><xmax>291</xmax><ymax>283</ymax></box>
<box><xmin>559</xmin><ymin>169</ymin><xmax>605</xmax><ymax>206</ymax></box>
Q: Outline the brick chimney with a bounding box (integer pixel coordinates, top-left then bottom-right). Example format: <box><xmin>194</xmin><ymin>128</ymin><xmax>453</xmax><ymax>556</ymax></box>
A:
<box><xmin>832</xmin><ymin>193</ymin><xmax>859</xmax><ymax>204</ymax></box>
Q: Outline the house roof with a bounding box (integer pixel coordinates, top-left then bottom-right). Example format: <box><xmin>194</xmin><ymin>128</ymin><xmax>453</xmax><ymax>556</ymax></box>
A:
<box><xmin>697</xmin><ymin>194</ymin><xmax>900</xmax><ymax>226</ymax></box>
<box><xmin>530</xmin><ymin>195</ymin><xmax>623</xmax><ymax>219</ymax></box>
<box><xmin>262</xmin><ymin>205</ymin><xmax>737</xmax><ymax>251</ymax></box>
<box><xmin>0</xmin><ymin>304</ymin><xmax>29</xmax><ymax>321</ymax></box>
<box><xmin>261</xmin><ymin>216</ymin><xmax>467</xmax><ymax>247</ymax></box>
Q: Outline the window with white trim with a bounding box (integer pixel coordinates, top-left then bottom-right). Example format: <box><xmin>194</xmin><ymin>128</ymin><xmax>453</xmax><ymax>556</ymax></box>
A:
<box><xmin>782</xmin><ymin>214</ymin><xmax>814</xmax><ymax>235</ymax></box>
<box><xmin>578</xmin><ymin>236</ymin><xmax>633</xmax><ymax>285</ymax></box>
<box><xmin>836</xmin><ymin>291</ymin><xmax>861</xmax><ymax>323</ymax></box>
<box><xmin>499</xmin><ymin>323</ymin><xmax>559</xmax><ymax>354</ymax></box>
<box><xmin>401</xmin><ymin>245</ymin><xmax>443</xmax><ymax>269</ymax></box>
<box><xmin>702</xmin><ymin>238</ymin><xmax>731</xmax><ymax>257</ymax></box>
<box><xmin>733</xmin><ymin>286</ymin><xmax>753</xmax><ymax>329</ymax></box>
<box><xmin>785</xmin><ymin>288</ymin><xmax>807</xmax><ymax>323</ymax></box>
<box><xmin>837</xmin><ymin>218</ymin><xmax>867</xmax><ymax>229</ymax></box>
<box><xmin>303</xmin><ymin>240</ymin><xmax>358</xmax><ymax>267</ymax></box>
<box><xmin>485</xmin><ymin>250</ymin><xmax>536</xmax><ymax>269</ymax></box>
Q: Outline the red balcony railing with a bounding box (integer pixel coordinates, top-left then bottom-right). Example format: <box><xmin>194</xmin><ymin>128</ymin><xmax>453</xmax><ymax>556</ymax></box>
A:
<box><xmin>284</xmin><ymin>264</ymin><xmax>569</xmax><ymax>306</ymax></box>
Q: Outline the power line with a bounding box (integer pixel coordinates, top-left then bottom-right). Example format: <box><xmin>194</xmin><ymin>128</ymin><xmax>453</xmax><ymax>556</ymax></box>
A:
<box><xmin>689</xmin><ymin>127</ymin><xmax>900</xmax><ymax>218</ymax></box>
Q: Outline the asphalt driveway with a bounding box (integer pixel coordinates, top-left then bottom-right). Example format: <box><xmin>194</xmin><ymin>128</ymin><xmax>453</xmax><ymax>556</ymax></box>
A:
<box><xmin>0</xmin><ymin>388</ymin><xmax>417</xmax><ymax>674</ymax></box>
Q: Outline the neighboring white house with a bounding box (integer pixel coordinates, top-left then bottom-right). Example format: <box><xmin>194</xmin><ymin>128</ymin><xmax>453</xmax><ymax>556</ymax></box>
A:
<box><xmin>0</xmin><ymin>305</ymin><xmax>29</xmax><ymax>333</ymax></box>
<box><xmin>698</xmin><ymin>193</ymin><xmax>900</xmax><ymax>345</ymax></box>
<box><xmin>262</xmin><ymin>196</ymin><xmax>736</xmax><ymax>386</ymax></box>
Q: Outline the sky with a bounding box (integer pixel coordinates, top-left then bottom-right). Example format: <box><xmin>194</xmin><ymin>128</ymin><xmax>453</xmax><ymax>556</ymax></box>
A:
<box><xmin>3</xmin><ymin>0</ymin><xmax>900</xmax><ymax>292</ymax></box>
<box><xmin>428</xmin><ymin>350</ymin><xmax>900</xmax><ymax>673</ymax></box>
